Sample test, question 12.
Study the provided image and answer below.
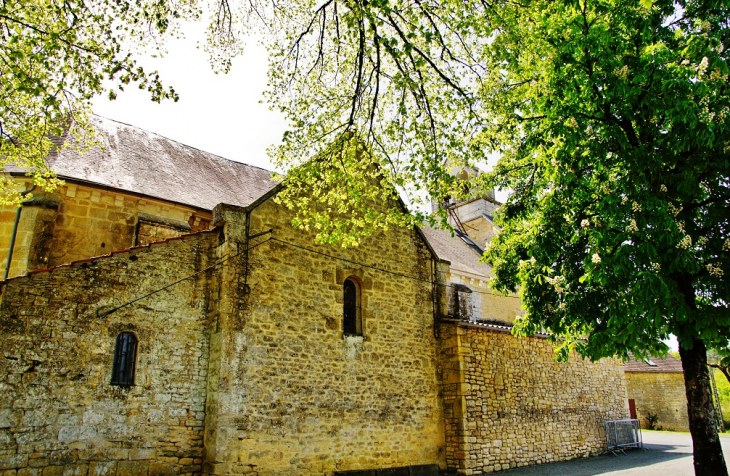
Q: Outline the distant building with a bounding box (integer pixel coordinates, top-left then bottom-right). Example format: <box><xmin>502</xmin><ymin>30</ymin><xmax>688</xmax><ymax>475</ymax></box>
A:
<box><xmin>624</xmin><ymin>355</ymin><xmax>689</xmax><ymax>431</ymax></box>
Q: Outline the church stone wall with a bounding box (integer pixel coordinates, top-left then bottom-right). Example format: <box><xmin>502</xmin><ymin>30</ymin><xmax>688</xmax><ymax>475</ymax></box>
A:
<box><xmin>440</xmin><ymin>322</ymin><xmax>628</xmax><ymax>474</ymax></box>
<box><xmin>0</xmin><ymin>182</ymin><xmax>212</xmax><ymax>279</ymax></box>
<box><xmin>446</xmin><ymin>273</ymin><xmax>522</xmax><ymax>326</ymax></box>
<box><xmin>0</xmin><ymin>231</ymin><xmax>217</xmax><ymax>476</ymax></box>
<box><xmin>625</xmin><ymin>372</ymin><xmax>688</xmax><ymax>431</ymax></box>
<box><xmin>205</xmin><ymin>199</ymin><xmax>446</xmax><ymax>476</ymax></box>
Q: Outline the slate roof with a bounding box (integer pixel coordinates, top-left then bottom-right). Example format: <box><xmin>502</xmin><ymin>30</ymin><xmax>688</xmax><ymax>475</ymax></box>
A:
<box><xmin>624</xmin><ymin>354</ymin><xmax>684</xmax><ymax>373</ymax></box>
<box><xmin>419</xmin><ymin>225</ymin><xmax>493</xmax><ymax>278</ymax></box>
<box><xmin>7</xmin><ymin>116</ymin><xmax>495</xmax><ymax>273</ymax></box>
<box><xmin>17</xmin><ymin>115</ymin><xmax>280</xmax><ymax>210</ymax></box>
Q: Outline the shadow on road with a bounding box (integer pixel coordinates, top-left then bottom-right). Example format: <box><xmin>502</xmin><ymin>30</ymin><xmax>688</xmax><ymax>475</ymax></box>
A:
<box><xmin>496</xmin><ymin>447</ymin><xmax>689</xmax><ymax>476</ymax></box>
<box><xmin>493</xmin><ymin>431</ymin><xmax>723</xmax><ymax>476</ymax></box>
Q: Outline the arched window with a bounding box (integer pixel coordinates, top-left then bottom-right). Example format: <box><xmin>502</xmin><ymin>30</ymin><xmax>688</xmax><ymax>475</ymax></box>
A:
<box><xmin>111</xmin><ymin>332</ymin><xmax>137</xmax><ymax>386</ymax></box>
<box><xmin>343</xmin><ymin>278</ymin><xmax>362</xmax><ymax>335</ymax></box>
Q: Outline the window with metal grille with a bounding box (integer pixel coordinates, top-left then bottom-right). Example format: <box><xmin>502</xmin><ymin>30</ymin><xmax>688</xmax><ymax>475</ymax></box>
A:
<box><xmin>111</xmin><ymin>332</ymin><xmax>137</xmax><ymax>386</ymax></box>
<box><xmin>343</xmin><ymin>278</ymin><xmax>361</xmax><ymax>335</ymax></box>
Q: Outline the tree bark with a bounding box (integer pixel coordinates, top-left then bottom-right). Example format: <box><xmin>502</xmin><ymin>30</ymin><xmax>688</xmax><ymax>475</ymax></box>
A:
<box><xmin>679</xmin><ymin>338</ymin><xmax>729</xmax><ymax>476</ymax></box>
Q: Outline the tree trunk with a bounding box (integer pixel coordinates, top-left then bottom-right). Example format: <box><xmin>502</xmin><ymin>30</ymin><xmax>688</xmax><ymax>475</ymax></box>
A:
<box><xmin>679</xmin><ymin>338</ymin><xmax>728</xmax><ymax>476</ymax></box>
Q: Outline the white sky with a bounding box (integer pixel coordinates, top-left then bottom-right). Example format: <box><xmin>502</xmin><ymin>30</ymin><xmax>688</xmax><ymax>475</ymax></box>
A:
<box><xmin>92</xmin><ymin>26</ymin><xmax>286</xmax><ymax>172</ymax></box>
<box><xmin>91</xmin><ymin>23</ymin><xmax>504</xmax><ymax>182</ymax></box>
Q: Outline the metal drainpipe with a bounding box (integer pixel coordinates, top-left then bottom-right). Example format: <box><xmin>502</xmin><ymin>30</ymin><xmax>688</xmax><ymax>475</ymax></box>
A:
<box><xmin>4</xmin><ymin>185</ymin><xmax>37</xmax><ymax>281</ymax></box>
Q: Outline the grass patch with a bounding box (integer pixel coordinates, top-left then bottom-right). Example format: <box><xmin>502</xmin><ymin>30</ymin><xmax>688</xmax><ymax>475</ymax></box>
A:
<box><xmin>712</xmin><ymin>368</ymin><xmax>730</xmax><ymax>428</ymax></box>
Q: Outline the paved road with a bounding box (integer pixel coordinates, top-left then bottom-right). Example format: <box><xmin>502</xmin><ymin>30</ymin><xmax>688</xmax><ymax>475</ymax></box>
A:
<box><xmin>496</xmin><ymin>431</ymin><xmax>730</xmax><ymax>475</ymax></box>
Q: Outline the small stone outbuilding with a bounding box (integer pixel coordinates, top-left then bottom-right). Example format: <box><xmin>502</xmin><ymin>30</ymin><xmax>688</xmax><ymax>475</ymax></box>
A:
<box><xmin>624</xmin><ymin>355</ymin><xmax>689</xmax><ymax>431</ymax></box>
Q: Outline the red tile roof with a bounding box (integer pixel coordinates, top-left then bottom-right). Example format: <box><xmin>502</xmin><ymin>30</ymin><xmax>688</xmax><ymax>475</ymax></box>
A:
<box><xmin>624</xmin><ymin>354</ymin><xmax>684</xmax><ymax>373</ymax></box>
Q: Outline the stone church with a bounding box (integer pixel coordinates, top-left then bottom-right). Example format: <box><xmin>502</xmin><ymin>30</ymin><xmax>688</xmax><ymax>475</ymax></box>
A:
<box><xmin>0</xmin><ymin>116</ymin><xmax>628</xmax><ymax>476</ymax></box>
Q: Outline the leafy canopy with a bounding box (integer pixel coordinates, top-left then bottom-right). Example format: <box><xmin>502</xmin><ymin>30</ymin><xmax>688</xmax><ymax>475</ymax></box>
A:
<box><xmin>477</xmin><ymin>0</ymin><xmax>729</xmax><ymax>360</ymax></box>
<box><xmin>257</xmin><ymin>0</ymin><xmax>729</xmax><ymax>363</ymax></box>
<box><xmin>5</xmin><ymin>0</ymin><xmax>729</xmax><ymax>361</ymax></box>
<box><xmin>0</xmin><ymin>0</ymin><xmax>243</xmax><ymax>204</ymax></box>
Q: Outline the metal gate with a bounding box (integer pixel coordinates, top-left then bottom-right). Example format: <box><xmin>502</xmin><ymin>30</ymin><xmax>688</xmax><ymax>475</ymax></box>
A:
<box><xmin>605</xmin><ymin>419</ymin><xmax>642</xmax><ymax>454</ymax></box>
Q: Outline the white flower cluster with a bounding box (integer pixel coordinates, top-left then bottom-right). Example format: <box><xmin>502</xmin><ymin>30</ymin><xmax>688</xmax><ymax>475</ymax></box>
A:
<box><xmin>667</xmin><ymin>203</ymin><xmax>683</xmax><ymax>217</ymax></box>
<box><xmin>613</xmin><ymin>65</ymin><xmax>630</xmax><ymax>79</ymax></box>
<box><xmin>660</xmin><ymin>184</ymin><xmax>668</xmax><ymax>193</ymax></box>
<box><xmin>698</xmin><ymin>56</ymin><xmax>709</xmax><ymax>76</ymax></box>
<box><xmin>710</xmin><ymin>70</ymin><xmax>728</xmax><ymax>82</ymax></box>
<box><xmin>592</xmin><ymin>253</ymin><xmax>602</xmax><ymax>264</ymax></box>
<box><xmin>677</xmin><ymin>220</ymin><xmax>686</xmax><ymax>233</ymax></box>
<box><xmin>707</xmin><ymin>264</ymin><xmax>724</xmax><ymax>278</ymax></box>
<box><xmin>545</xmin><ymin>275</ymin><xmax>566</xmax><ymax>293</ymax></box>
<box><xmin>681</xmin><ymin>59</ymin><xmax>690</xmax><ymax>65</ymax></box>
<box><xmin>626</xmin><ymin>219</ymin><xmax>639</xmax><ymax>233</ymax></box>
<box><xmin>697</xmin><ymin>236</ymin><xmax>708</xmax><ymax>247</ymax></box>
<box><xmin>622</xmin><ymin>195</ymin><xmax>629</xmax><ymax>205</ymax></box>
<box><xmin>601</xmin><ymin>183</ymin><xmax>611</xmax><ymax>195</ymax></box>
<box><xmin>699</xmin><ymin>95</ymin><xmax>715</xmax><ymax>123</ymax></box>
<box><xmin>677</xmin><ymin>235</ymin><xmax>692</xmax><ymax>249</ymax></box>
<box><xmin>723</xmin><ymin>238</ymin><xmax>730</xmax><ymax>251</ymax></box>
<box><xmin>518</xmin><ymin>256</ymin><xmax>536</xmax><ymax>268</ymax></box>
<box><xmin>632</xmin><ymin>201</ymin><xmax>642</xmax><ymax>212</ymax></box>
<box><xmin>558</xmin><ymin>302</ymin><xmax>567</xmax><ymax>311</ymax></box>
<box><xmin>651</xmin><ymin>262</ymin><xmax>661</xmax><ymax>272</ymax></box>
<box><xmin>581</xmin><ymin>219</ymin><xmax>590</xmax><ymax>228</ymax></box>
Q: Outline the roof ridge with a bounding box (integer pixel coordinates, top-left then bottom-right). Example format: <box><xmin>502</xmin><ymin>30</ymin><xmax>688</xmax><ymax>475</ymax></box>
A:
<box><xmin>91</xmin><ymin>114</ymin><xmax>275</xmax><ymax>174</ymax></box>
<box><xmin>0</xmin><ymin>229</ymin><xmax>215</xmax><ymax>286</ymax></box>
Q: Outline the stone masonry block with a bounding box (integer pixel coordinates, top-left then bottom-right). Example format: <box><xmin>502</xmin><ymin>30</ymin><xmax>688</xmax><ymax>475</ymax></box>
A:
<box><xmin>147</xmin><ymin>464</ymin><xmax>174</xmax><ymax>476</ymax></box>
<box><xmin>87</xmin><ymin>463</ymin><xmax>116</xmax><ymax>476</ymax></box>
<box><xmin>41</xmin><ymin>468</ymin><xmax>63</xmax><ymax>476</ymax></box>
<box><xmin>17</xmin><ymin>468</ymin><xmax>40</xmax><ymax>476</ymax></box>
<box><xmin>128</xmin><ymin>450</ymin><xmax>155</xmax><ymax>462</ymax></box>
<box><xmin>0</xmin><ymin>455</ymin><xmax>28</xmax><ymax>471</ymax></box>
<box><xmin>62</xmin><ymin>464</ymin><xmax>88</xmax><ymax>476</ymax></box>
<box><xmin>116</xmin><ymin>461</ymin><xmax>148</xmax><ymax>476</ymax></box>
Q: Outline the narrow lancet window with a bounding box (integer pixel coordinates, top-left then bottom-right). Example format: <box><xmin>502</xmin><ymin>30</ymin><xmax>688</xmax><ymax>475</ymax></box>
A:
<box><xmin>343</xmin><ymin>278</ymin><xmax>361</xmax><ymax>335</ymax></box>
<box><xmin>111</xmin><ymin>332</ymin><xmax>137</xmax><ymax>386</ymax></box>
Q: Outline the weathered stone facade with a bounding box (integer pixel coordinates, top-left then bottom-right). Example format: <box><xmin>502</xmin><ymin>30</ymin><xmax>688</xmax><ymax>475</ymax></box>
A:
<box><xmin>0</xmin><ymin>117</ymin><xmax>635</xmax><ymax>476</ymax></box>
<box><xmin>0</xmin><ymin>231</ymin><xmax>217</xmax><ymax>476</ymax></box>
<box><xmin>0</xmin><ymin>182</ymin><xmax>212</xmax><ymax>279</ymax></box>
<box><xmin>440</xmin><ymin>322</ymin><xmax>628</xmax><ymax>474</ymax></box>
<box><xmin>625</xmin><ymin>371</ymin><xmax>689</xmax><ymax>431</ymax></box>
<box><xmin>203</xmin><ymin>199</ymin><xmax>446</xmax><ymax>475</ymax></box>
<box><xmin>0</xmin><ymin>196</ymin><xmax>447</xmax><ymax>476</ymax></box>
<box><xmin>445</xmin><ymin>273</ymin><xmax>522</xmax><ymax>326</ymax></box>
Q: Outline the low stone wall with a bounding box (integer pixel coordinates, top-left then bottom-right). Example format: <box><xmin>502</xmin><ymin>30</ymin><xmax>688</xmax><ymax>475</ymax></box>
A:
<box><xmin>0</xmin><ymin>232</ymin><xmax>217</xmax><ymax>476</ymax></box>
<box><xmin>625</xmin><ymin>371</ymin><xmax>688</xmax><ymax>431</ymax></box>
<box><xmin>440</xmin><ymin>322</ymin><xmax>628</xmax><ymax>475</ymax></box>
